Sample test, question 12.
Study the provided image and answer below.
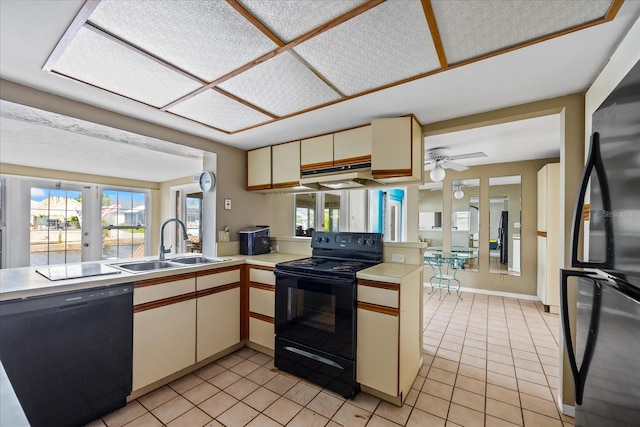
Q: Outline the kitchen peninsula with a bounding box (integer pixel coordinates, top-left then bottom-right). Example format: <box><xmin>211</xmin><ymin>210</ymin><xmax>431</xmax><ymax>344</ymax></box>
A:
<box><xmin>0</xmin><ymin>248</ymin><xmax>424</xmax><ymax>425</ymax></box>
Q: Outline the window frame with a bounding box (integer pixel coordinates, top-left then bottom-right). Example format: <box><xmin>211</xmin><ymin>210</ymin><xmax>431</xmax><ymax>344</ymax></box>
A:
<box><xmin>98</xmin><ymin>186</ymin><xmax>151</xmax><ymax>260</ymax></box>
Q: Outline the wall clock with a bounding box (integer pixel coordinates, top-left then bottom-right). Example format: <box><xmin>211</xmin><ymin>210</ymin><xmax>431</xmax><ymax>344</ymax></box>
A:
<box><xmin>198</xmin><ymin>171</ymin><xmax>216</xmax><ymax>192</ymax></box>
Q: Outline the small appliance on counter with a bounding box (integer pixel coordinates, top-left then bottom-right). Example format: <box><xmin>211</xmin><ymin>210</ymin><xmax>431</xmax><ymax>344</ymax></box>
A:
<box><xmin>239</xmin><ymin>226</ymin><xmax>270</xmax><ymax>255</ymax></box>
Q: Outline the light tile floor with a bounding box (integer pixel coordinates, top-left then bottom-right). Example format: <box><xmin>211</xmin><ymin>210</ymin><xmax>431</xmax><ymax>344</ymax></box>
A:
<box><xmin>88</xmin><ymin>290</ymin><xmax>574</xmax><ymax>426</ymax></box>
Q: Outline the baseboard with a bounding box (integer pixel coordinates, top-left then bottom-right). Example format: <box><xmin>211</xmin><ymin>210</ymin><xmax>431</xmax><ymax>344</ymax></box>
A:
<box><xmin>455</xmin><ymin>286</ymin><xmax>540</xmax><ymax>301</ymax></box>
<box><xmin>561</xmin><ymin>402</ymin><xmax>575</xmax><ymax>417</ymax></box>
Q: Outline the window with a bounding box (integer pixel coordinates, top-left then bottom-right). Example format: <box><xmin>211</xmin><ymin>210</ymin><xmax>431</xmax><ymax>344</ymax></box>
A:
<box><xmin>101</xmin><ymin>189</ymin><xmax>147</xmax><ymax>259</ymax></box>
<box><xmin>452</xmin><ymin>211</ymin><xmax>470</xmax><ymax>231</ymax></box>
<box><xmin>323</xmin><ymin>192</ymin><xmax>341</xmax><ymax>232</ymax></box>
<box><xmin>185</xmin><ymin>192</ymin><xmax>202</xmax><ymax>253</ymax></box>
<box><xmin>295</xmin><ymin>193</ymin><xmax>316</xmax><ymax>236</ymax></box>
<box><xmin>30</xmin><ymin>186</ymin><xmax>84</xmax><ymax>266</ymax></box>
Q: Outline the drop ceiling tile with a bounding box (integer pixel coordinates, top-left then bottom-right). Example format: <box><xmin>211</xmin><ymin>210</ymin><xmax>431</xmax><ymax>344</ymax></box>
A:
<box><xmin>293</xmin><ymin>0</ymin><xmax>440</xmax><ymax>96</ymax></box>
<box><xmin>167</xmin><ymin>89</ymin><xmax>272</xmax><ymax>132</ymax></box>
<box><xmin>432</xmin><ymin>0</ymin><xmax>613</xmax><ymax>64</ymax></box>
<box><xmin>52</xmin><ymin>27</ymin><xmax>202</xmax><ymax>108</ymax></box>
<box><xmin>218</xmin><ymin>51</ymin><xmax>340</xmax><ymax>117</ymax></box>
<box><xmin>238</xmin><ymin>0</ymin><xmax>367</xmax><ymax>42</ymax></box>
<box><xmin>88</xmin><ymin>0</ymin><xmax>278</xmax><ymax>82</ymax></box>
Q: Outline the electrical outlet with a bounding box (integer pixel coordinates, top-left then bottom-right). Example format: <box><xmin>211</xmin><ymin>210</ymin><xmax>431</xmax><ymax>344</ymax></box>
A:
<box><xmin>391</xmin><ymin>253</ymin><xmax>405</xmax><ymax>262</ymax></box>
<box><xmin>224</xmin><ymin>198</ymin><xmax>231</xmax><ymax>210</ymax></box>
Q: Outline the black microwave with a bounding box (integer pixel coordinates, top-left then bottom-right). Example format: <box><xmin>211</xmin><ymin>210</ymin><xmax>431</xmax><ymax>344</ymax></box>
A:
<box><xmin>239</xmin><ymin>226</ymin><xmax>270</xmax><ymax>255</ymax></box>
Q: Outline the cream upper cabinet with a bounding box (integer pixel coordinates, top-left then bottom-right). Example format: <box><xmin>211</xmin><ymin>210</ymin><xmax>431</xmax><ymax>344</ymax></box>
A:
<box><xmin>333</xmin><ymin>125</ymin><xmax>372</xmax><ymax>166</ymax></box>
<box><xmin>272</xmin><ymin>141</ymin><xmax>301</xmax><ymax>188</ymax></box>
<box><xmin>301</xmin><ymin>134</ymin><xmax>333</xmax><ymax>171</ymax></box>
<box><xmin>247</xmin><ymin>146</ymin><xmax>272</xmax><ymax>191</ymax></box>
<box><xmin>371</xmin><ymin>116</ymin><xmax>422</xmax><ymax>182</ymax></box>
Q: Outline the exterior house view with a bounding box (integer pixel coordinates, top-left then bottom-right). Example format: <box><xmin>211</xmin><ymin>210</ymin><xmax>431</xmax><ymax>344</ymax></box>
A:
<box><xmin>1</xmin><ymin>1</ymin><xmax>638</xmax><ymax>427</ymax></box>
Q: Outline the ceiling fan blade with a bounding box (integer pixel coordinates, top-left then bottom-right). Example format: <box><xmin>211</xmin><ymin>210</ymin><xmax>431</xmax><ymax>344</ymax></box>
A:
<box><xmin>445</xmin><ymin>161</ymin><xmax>469</xmax><ymax>172</ymax></box>
<box><xmin>448</xmin><ymin>152</ymin><xmax>487</xmax><ymax>160</ymax></box>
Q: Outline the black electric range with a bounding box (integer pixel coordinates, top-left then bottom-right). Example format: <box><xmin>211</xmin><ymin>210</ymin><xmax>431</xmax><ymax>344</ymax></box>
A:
<box><xmin>274</xmin><ymin>231</ymin><xmax>383</xmax><ymax>398</ymax></box>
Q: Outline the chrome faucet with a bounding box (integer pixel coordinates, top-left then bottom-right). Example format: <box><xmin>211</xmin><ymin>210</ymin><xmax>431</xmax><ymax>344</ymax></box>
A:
<box><xmin>159</xmin><ymin>218</ymin><xmax>189</xmax><ymax>260</ymax></box>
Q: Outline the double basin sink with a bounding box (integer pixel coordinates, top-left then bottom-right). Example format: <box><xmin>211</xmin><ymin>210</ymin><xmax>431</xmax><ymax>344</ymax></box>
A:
<box><xmin>111</xmin><ymin>256</ymin><xmax>230</xmax><ymax>273</ymax></box>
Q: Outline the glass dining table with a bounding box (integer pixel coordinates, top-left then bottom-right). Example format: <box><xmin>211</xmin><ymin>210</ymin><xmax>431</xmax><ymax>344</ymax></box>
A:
<box><xmin>424</xmin><ymin>251</ymin><xmax>478</xmax><ymax>300</ymax></box>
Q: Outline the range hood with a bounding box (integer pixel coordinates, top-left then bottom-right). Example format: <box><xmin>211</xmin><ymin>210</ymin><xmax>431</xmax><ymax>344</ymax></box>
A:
<box><xmin>299</xmin><ymin>163</ymin><xmax>382</xmax><ymax>189</ymax></box>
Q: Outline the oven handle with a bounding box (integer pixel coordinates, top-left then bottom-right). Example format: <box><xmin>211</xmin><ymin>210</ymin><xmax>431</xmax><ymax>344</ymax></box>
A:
<box><xmin>275</xmin><ymin>269</ymin><xmax>356</xmax><ymax>285</ymax></box>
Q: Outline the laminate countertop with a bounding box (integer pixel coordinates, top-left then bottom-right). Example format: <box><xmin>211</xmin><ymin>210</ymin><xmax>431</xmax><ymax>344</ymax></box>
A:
<box><xmin>1</xmin><ymin>252</ymin><xmax>422</xmax><ymax>300</ymax></box>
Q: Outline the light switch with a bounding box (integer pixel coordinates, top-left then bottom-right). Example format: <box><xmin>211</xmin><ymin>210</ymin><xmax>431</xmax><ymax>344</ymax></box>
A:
<box><xmin>224</xmin><ymin>199</ymin><xmax>231</xmax><ymax>210</ymax></box>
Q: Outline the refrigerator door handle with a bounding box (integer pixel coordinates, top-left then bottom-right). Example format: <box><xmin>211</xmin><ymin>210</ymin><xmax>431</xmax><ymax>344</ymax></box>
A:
<box><xmin>560</xmin><ymin>269</ymin><xmax>603</xmax><ymax>405</ymax></box>
<box><xmin>571</xmin><ymin>132</ymin><xmax>614</xmax><ymax>269</ymax></box>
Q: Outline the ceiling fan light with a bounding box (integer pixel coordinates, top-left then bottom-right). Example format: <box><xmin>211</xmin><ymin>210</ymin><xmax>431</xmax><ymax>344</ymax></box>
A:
<box><xmin>453</xmin><ymin>187</ymin><xmax>465</xmax><ymax>199</ymax></box>
<box><xmin>430</xmin><ymin>165</ymin><xmax>446</xmax><ymax>182</ymax></box>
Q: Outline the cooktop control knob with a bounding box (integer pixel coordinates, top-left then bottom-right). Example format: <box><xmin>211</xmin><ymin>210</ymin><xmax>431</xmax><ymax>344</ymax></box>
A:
<box><xmin>366</xmin><ymin>238</ymin><xmax>374</xmax><ymax>246</ymax></box>
<box><xmin>316</xmin><ymin>236</ymin><xmax>323</xmax><ymax>242</ymax></box>
<box><xmin>323</xmin><ymin>237</ymin><xmax>330</xmax><ymax>243</ymax></box>
<box><xmin>357</xmin><ymin>237</ymin><xmax>365</xmax><ymax>245</ymax></box>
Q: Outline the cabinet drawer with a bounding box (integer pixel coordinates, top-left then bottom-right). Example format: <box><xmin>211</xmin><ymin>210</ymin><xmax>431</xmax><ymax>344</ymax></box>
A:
<box><xmin>197</xmin><ymin>268</ymin><xmax>241</xmax><ymax>291</ymax></box>
<box><xmin>249</xmin><ymin>267</ymin><xmax>275</xmax><ymax>286</ymax></box>
<box><xmin>249</xmin><ymin>286</ymin><xmax>275</xmax><ymax>317</ymax></box>
<box><xmin>134</xmin><ymin>274</ymin><xmax>195</xmax><ymax>306</ymax></box>
<box><xmin>357</xmin><ymin>282</ymin><xmax>399</xmax><ymax>308</ymax></box>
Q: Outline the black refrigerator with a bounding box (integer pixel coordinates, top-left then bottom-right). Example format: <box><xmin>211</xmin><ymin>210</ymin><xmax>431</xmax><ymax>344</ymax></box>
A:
<box><xmin>560</xmin><ymin>59</ymin><xmax>640</xmax><ymax>426</ymax></box>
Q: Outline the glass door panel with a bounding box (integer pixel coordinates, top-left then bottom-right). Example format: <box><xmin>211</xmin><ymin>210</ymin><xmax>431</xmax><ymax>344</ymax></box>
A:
<box><xmin>30</xmin><ymin>186</ymin><xmax>83</xmax><ymax>266</ymax></box>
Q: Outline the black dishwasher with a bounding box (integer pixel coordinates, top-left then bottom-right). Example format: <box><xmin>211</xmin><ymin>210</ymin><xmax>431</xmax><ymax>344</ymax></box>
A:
<box><xmin>0</xmin><ymin>283</ymin><xmax>133</xmax><ymax>427</ymax></box>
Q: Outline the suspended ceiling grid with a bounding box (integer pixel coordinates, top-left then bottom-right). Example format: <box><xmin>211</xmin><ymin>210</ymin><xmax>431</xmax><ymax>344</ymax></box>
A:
<box><xmin>44</xmin><ymin>0</ymin><xmax>619</xmax><ymax>135</ymax></box>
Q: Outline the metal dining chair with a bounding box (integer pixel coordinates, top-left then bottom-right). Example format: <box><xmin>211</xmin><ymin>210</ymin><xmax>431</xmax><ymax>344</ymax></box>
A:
<box><xmin>425</xmin><ymin>256</ymin><xmax>464</xmax><ymax>300</ymax></box>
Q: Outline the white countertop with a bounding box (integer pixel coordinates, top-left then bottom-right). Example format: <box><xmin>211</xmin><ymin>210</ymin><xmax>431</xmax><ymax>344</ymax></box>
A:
<box><xmin>357</xmin><ymin>263</ymin><xmax>424</xmax><ymax>284</ymax></box>
<box><xmin>0</xmin><ymin>256</ymin><xmax>245</xmax><ymax>301</ymax></box>
<box><xmin>225</xmin><ymin>252</ymin><xmax>307</xmax><ymax>267</ymax></box>
<box><xmin>1</xmin><ymin>252</ymin><xmax>422</xmax><ymax>300</ymax></box>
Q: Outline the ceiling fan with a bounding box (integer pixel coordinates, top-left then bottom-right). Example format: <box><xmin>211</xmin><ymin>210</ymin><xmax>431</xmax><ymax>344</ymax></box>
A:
<box><xmin>424</xmin><ymin>148</ymin><xmax>487</xmax><ymax>181</ymax></box>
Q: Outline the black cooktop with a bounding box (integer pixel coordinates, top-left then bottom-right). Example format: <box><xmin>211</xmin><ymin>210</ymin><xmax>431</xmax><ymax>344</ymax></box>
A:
<box><xmin>276</xmin><ymin>232</ymin><xmax>383</xmax><ymax>279</ymax></box>
<box><xmin>276</xmin><ymin>257</ymin><xmax>377</xmax><ymax>277</ymax></box>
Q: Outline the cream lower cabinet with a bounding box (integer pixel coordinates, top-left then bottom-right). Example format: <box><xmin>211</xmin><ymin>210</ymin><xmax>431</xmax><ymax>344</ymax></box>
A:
<box><xmin>356</xmin><ymin>268</ymin><xmax>422</xmax><ymax>406</ymax></box>
<box><xmin>132</xmin><ymin>273</ymin><xmax>196</xmax><ymax>392</ymax></box>
<box><xmin>196</xmin><ymin>267</ymin><xmax>241</xmax><ymax>362</ymax></box>
<box><xmin>247</xmin><ymin>265</ymin><xmax>275</xmax><ymax>353</ymax></box>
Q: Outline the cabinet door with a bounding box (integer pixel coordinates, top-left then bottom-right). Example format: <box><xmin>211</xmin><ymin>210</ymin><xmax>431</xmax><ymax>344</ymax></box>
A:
<box><xmin>272</xmin><ymin>141</ymin><xmax>301</xmax><ymax>188</ymax></box>
<box><xmin>371</xmin><ymin>116</ymin><xmax>422</xmax><ymax>181</ymax></box>
<box><xmin>537</xmin><ymin>235</ymin><xmax>547</xmax><ymax>303</ymax></box>
<box><xmin>247</xmin><ymin>146</ymin><xmax>272</xmax><ymax>190</ymax></box>
<box><xmin>356</xmin><ymin>307</ymin><xmax>399</xmax><ymax>396</ymax></box>
<box><xmin>537</xmin><ymin>166</ymin><xmax>548</xmax><ymax>232</ymax></box>
<box><xmin>301</xmin><ymin>134</ymin><xmax>333</xmax><ymax>171</ymax></box>
<box><xmin>133</xmin><ymin>299</ymin><xmax>196</xmax><ymax>391</ymax></box>
<box><xmin>249</xmin><ymin>317</ymin><xmax>274</xmax><ymax>350</ymax></box>
<box><xmin>197</xmin><ymin>287</ymin><xmax>240</xmax><ymax>362</ymax></box>
<box><xmin>333</xmin><ymin>125</ymin><xmax>371</xmax><ymax>166</ymax></box>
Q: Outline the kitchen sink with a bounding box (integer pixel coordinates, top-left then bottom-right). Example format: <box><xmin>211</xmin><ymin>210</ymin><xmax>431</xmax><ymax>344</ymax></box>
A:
<box><xmin>171</xmin><ymin>256</ymin><xmax>228</xmax><ymax>265</ymax></box>
<box><xmin>111</xmin><ymin>257</ymin><xmax>230</xmax><ymax>273</ymax></box>
<box><xmin>111</xmin><ymin>260</ymin><xmax>179</xmax><ymax>273</ymax></box>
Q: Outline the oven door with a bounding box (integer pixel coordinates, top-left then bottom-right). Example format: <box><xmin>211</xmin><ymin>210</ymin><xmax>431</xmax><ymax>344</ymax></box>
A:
<box><xmin>275</xmin><ymin>269</ymin><xmax>356</xmax><ymax>360</ymax></box>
